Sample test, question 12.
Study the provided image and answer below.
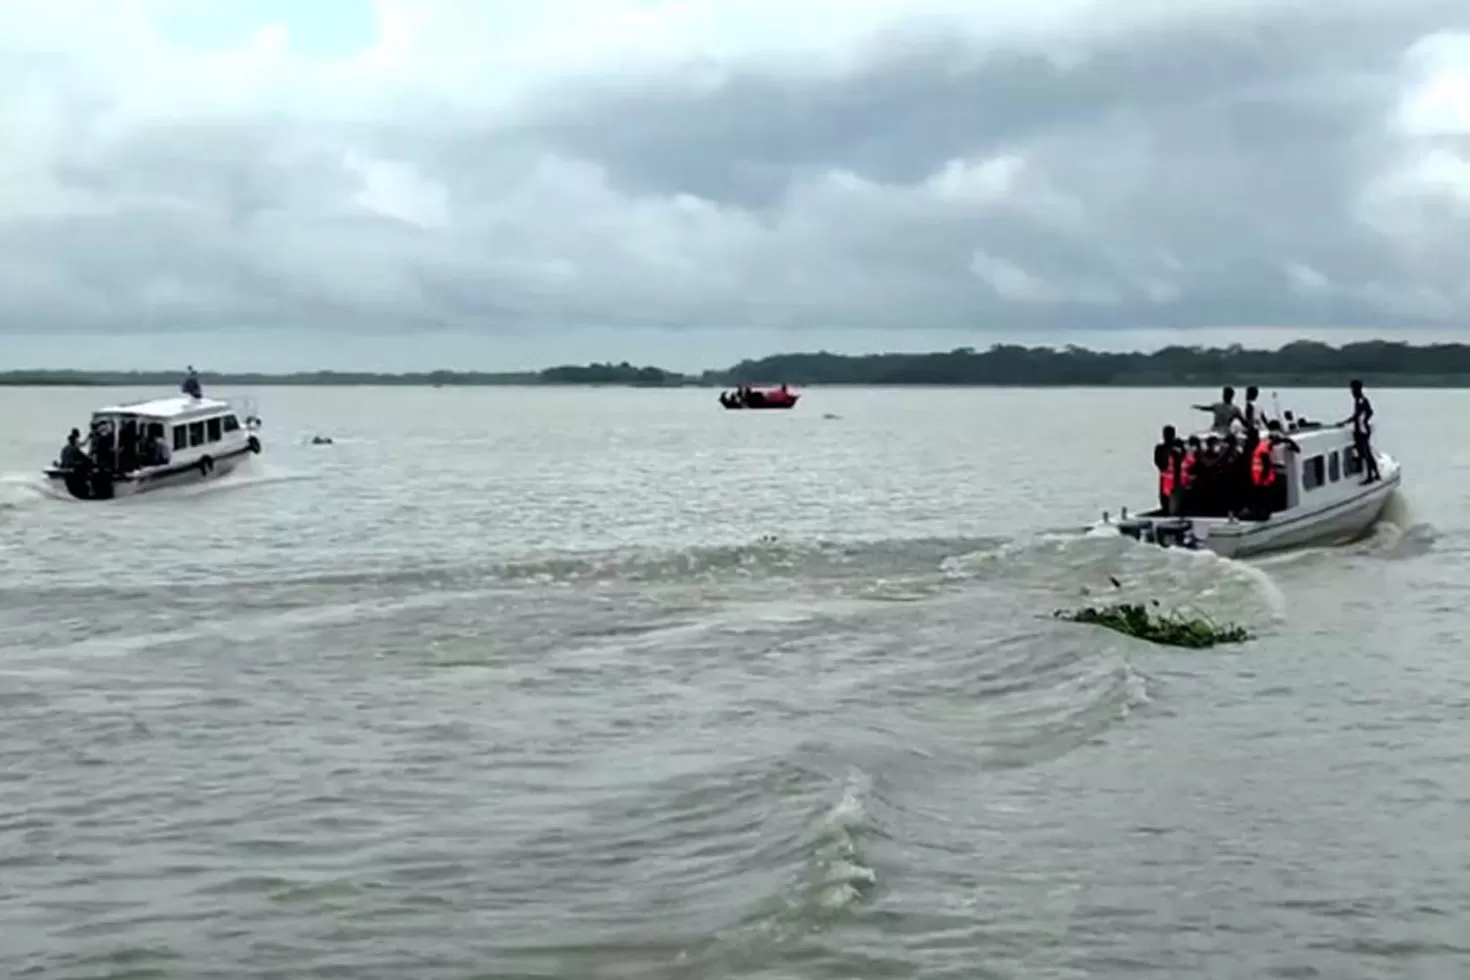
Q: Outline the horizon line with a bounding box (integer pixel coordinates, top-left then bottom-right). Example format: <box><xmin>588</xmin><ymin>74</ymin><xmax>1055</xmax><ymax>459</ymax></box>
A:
<box><xmin>3</xmin><ymin>335</ymin><xmax>1464</xmax><ymax>377</ymax></box>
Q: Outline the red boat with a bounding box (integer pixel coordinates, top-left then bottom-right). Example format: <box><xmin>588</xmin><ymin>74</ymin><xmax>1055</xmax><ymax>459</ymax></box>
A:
<box><xmin>720</xmin><ymin>386</ymin><xmax>799</xmax><ymax>410</ymax></box>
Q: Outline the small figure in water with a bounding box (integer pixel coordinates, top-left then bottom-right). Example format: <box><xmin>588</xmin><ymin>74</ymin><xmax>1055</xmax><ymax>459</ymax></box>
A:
<box><xmin>1341</xmin><ymin>379</ymin><xmax>1380</xmax><ymax>484</ymax></box>
<box><xmin>182</xmin><ymin>365</ymin><xmax>202</xmax><ymax>399</ymax></box>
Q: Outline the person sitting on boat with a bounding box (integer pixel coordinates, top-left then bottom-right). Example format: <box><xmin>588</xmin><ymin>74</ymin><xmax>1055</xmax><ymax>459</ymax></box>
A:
<box><xmin>1193</xmin><ymin>386</ymin><xmax>1246</xmax><ymax>435</ymax></box>
<box><xmin>182</xmin><ymin>366</ymin><xmax>202</xmax><ymax>399</ymax></box>
<box><xmin>1340</xmin><ymin>379</ymin><xmax>1380</xmax><ymax>484</ymax></box>
<box><xmin>141</xmin><ymin>423</ymin><xmax>170</xmax><ymax>465</ymax></box>
<box><xmin>58</xmin><ymin>429</ymin><xmax>89</xmax><ymax>470</ymax></box>
<box><xmin>1153</xmin><ymin>425</ymin><xmax>1186</xmax><ymax>515</ymax></box>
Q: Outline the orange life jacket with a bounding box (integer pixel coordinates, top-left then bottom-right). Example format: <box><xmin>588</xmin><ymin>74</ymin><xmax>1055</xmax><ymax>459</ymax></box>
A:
<box><xmin>1250</xmin><ymin>441</ymin><xmax>1275</xmax><ymax>487</ymax></box>
<box><xmin>1159</xmin><ymin>446</ymin><xmax>1183</xmax><ymax>496</ymax></box>
<box><xmin>1181</xmin><ymin>452</ymin><xmax>1197</xmax><ymax>487</ymax></box>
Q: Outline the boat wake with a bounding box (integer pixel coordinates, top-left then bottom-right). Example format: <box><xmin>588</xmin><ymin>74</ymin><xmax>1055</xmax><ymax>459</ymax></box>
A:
<box><xmin>0</xmin><ymin>519</ymin><xmax>1307</xmax><ymax>979</ymax></box>
<box><xmin>0</xmin><ymin>473</ymin><xmax>52</xmax><ymax>508</ymax></box>
<box><xmin>0</xmin><ymin>461</ymin><xmax>307</xmax><ymax>509</ymax></box>
<box><xmin>135</xmin><ymin>461</ymin><xmax>309</xmax><ymax>500</ymax></box>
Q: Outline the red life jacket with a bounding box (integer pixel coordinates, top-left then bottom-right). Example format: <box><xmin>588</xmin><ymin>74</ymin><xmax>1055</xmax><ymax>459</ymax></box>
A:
<box><xmin>1159</xmin><ymin>449</ymin><xmax>1179</xmax><ymax>496</ymax></box>
<box><xmin>1251</xmin><ymin>441</ymin><xmax>1276</xmax><ymax>487</ymax></box>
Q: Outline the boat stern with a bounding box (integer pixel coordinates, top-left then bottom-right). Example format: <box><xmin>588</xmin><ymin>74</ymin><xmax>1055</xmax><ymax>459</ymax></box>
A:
<box><xmin>1092</xmin><ymin>508</ymin><xmax>1206</xmax><ymax>550</ymax></box>
<box><xmin>43</xmin><ymin>466</ymin><xmax>123</xmax><ymax>501</ymax></box>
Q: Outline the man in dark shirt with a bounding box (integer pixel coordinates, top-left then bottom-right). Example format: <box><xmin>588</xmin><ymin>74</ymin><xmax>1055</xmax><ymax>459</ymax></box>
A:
<box><xmin>58</xmin><ymin>429</ymin><xmax>88</xmax><ymax>469</ymax></box>
<box><xmin>1153</xmin><ymin>425</ymin><xmax>1185</xmax><ymax>514</ymax></box>
<box><xmin>1340</xmin><ymin>379</ymin><xmax>1380</xmax><ymax>483</ymax></box>
<box><xmin>1193</xmin><ymin>435</ymin><xmax>1223</xmax><ymax>515</ymax></box>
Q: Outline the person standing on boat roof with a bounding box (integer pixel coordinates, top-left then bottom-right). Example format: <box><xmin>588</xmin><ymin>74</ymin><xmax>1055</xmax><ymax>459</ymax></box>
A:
<box><xmin>1154</xmin><ymin>425</ymin><xmax>1185</xmax><ymax>515</ymax></box>
<box><xmin>1341</xmin><ymin>379</ymin><xmax>1380</xmax><ymax>484</ymax></box>
<box><xmin>182</xmin><ymin>366</ymin><xmax>202</xmax><ymax>399</ymax></box>
<box><xmin>1243</xmin><ymin>385</ymin><xmax>1264</xmax><ymax>429</ymax></box>
<box><xmin>1193</xmin><ymin>386</ymin><xmax>1245</xmax><ymax>435</ymax></box>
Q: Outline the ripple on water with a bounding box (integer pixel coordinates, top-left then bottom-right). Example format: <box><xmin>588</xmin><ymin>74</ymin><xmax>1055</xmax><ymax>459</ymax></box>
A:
<box><xmin>3</xmin><ymin>387</ymin><xmax>1469</xmax><ymax>979</ymax></box>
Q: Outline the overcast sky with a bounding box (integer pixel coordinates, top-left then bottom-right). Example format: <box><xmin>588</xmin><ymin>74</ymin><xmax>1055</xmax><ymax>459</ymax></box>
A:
<box><xmin>3</xmin><ymin>0</ymin><xmax>1469</xmax><ymax>371</ymax></box>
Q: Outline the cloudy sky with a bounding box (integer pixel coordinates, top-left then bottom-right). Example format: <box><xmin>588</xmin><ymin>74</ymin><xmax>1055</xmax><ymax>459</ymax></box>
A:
<box><xmin>3</xmin><ymin>0</ymin><xmax>1469</xmax><ymax>371</ymax></box>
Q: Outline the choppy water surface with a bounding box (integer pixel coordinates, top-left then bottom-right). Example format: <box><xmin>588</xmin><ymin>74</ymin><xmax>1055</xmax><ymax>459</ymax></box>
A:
<box><xmin>1</xmin><ymin>385</ymin><xmax>1466</xmax><ymax>979</ymax></box>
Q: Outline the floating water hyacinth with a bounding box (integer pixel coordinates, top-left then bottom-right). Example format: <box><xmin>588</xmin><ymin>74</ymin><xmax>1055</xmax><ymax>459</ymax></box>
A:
<box><xmin>1054</xmin><ymin>601</ymin><xmax>1253</xmax><ymax>649</ymax></box>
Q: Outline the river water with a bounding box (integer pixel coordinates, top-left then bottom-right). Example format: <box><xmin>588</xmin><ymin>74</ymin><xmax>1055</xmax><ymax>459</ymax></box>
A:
<box><xmin>0</xmin><ymin>385</ymin><xmax>1463</xmax><ymax>979</ymax></box>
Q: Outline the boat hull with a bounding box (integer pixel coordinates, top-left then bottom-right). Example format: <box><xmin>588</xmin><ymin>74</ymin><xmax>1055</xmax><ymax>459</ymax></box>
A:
<box><xmin>44</xmin><ymin>444</ymin><xmax>257</xmax><ymax>501</ymax></box>
<box><xmin>721</xmin><ymin>400</ymin><xmax>798</xmax><ymax>410</ymax></box>
<box><xmin>1099</xmin><ymin>457</ymin><xmax>1401</xmax><ymax>559</ymax></box>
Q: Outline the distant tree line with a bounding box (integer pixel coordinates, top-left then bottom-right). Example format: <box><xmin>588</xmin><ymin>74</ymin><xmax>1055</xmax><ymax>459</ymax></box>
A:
<box><xmin>537</xmin><ymin>362</ymin><xmax>686</xmax><ymax>386</ymax></box>
<box><xmin>706</xmin><ymin>340</ymin><xmax>1470</xmax><ymax>387</ymax></box>
<box><xmin>7</xmin><ymin>340</ymin><xmax>1470</xmax><ymax>387</ymax></box>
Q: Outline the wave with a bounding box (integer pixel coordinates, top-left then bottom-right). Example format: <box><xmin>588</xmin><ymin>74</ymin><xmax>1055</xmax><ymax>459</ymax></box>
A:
<box><xmin>0</xmin><ymin>528</ymin><xmax>1292</xmax><ymax>623</ymax></box>
<box><xmin>0</xmin><ymin>460</ymin><xmax>309</xmax><ymax>511</ymax></box>
<box><xmin>0</xmin><ymin>472</ymin><xmax>55</xmax><ymax>508</ymax></box>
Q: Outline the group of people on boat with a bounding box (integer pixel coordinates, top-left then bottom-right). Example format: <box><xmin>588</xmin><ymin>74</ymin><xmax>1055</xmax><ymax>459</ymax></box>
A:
<box><xmin>54</xmin><ymin>368</ymin><xmax>200</xmax><ymax>476</ymax></box>
<box><xmin>719</xmin><ymin>384</ymin><xmax>794</xmax><ymax>408</ymax></box>
<box><xmin>59</xmin><ymin>419</ymin><xmax>172</xmax><ymax>476</ymax></box>
<box><xmin>1152</xmin><ymin>379</ymin><xmax>1380</xmax><ymax>520</ymax></box>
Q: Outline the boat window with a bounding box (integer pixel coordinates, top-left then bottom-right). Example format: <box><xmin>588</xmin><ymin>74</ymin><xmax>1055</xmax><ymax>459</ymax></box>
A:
<box><xmin>223</xmin><ymin>415</ymin><xmax>240</xmax><ymax>433</ymax></box>
<box><xmin>1328</xmin><ymin>451</ymin><xmax>1340</xmax><ymax>483</ymax></box>
<box><xmin>188</xmin><ymin>421</ymin><xmax>205</xmax><ymax>447</ymax></box>
<box><xmin>206</xmin><ymin>417</ymin><xmax>222</xmax><ymax>442</ymax></box>
<box><xmin>1302</xmin><ymin>454</ymin><xmax>1325</xmax><ymax>491</ymax></box>
<box><xmin>172</xmin><ymin>425</ymin><xmax>187</xmax><ymax>451</ymax></box>
<box><xmin>1344</xmin><ymin>446</ymin><xmax>1363</xmax><ymax>476</ymax></box>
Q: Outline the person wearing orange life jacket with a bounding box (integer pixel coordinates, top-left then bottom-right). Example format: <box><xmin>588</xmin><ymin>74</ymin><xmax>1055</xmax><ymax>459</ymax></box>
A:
<box><xmin>1247</xmin><ymin>424</ymin><xmax>1300</xmax><ymax>517</ymax></box>
<box><xmin>1153</xmin><ymin>424</ymin><xmax>1185</xmax><ymax>515</ymax></box>
<box><xmin>1178</xmin><ymin>435</ymin><xmax>1202</xmax><ymax>515</ymax></box>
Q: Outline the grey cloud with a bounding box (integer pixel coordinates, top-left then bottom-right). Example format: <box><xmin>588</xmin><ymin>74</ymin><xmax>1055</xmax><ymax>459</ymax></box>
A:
<box><xmin>0</xmin><ymin>1</ymin><xmax>1468</xmax><ymax>345</ymax></box>
<box><xmin>522</xmin><ymin>5</ymin><xmax>1436</xmax><ymax>205</ymax></box>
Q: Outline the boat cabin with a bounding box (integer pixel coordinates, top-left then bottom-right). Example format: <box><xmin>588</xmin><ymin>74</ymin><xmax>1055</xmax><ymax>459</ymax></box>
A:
<box><xmin>1273</xmin><ymin>422</ymin><xmax>1369</xmax><ymax>514</ymax></box>
<box><xmin>88</xmin><ymin>394</ymin><xmax>253</xmax><ymax>472</ymax></box>
<box><xmin>1173</xmin><ymin>420</ymin><xmax>1367</xmax><ymax>521</ymax></box>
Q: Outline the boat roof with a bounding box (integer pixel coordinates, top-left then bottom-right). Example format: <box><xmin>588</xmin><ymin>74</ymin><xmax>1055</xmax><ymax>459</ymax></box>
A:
<box><xmin>1184</xmin><ymin>418</ymin><xmax>1350</xmax><ymax>445</ymax></box>
<box><xmin>92</xmin><ymin>395</ymin><xmax>234</xmax><ymax>419</ymax></box>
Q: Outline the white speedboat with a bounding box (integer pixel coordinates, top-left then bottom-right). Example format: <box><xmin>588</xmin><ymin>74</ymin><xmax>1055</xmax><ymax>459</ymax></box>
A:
<box><xmin>1093</xmin><ymin>417</ymin><xmax>1400</xmax><ymax>559</ymax></box>
<box><xmin>44</xmin><ymin>393</ymin><xmax>263</xmax><ymax>501</ymax></box>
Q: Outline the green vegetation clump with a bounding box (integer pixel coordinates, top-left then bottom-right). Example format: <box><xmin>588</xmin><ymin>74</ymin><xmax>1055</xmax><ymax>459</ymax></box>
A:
<box><xmin>1055</xmin><ymin>601</ymin><xmax>1253</xmax><ymax>649</ymax></box>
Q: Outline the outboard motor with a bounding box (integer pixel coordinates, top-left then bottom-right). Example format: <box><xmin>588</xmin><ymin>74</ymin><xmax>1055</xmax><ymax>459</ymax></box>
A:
<box><xmin>1150</xmin><ymin>520</ymin><xmax>1200</xmax><ymax>550</ymax></box>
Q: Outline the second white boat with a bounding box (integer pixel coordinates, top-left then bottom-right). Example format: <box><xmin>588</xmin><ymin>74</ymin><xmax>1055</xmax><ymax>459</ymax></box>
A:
<box><xmin>1093</xmin><ymin>413</ymin><xmax>1399</xmax><ymax>559</ymax></box>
